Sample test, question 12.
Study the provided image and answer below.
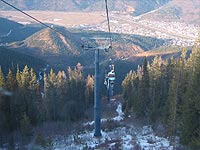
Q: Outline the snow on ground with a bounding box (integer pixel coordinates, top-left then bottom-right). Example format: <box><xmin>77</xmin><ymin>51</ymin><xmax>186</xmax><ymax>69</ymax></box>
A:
<box><xmin>18</xmin><ymin>21</ymin><xmax>31</xmax><ymax>25</ymax></box>
<box><xmin>83</xmin><ymin>103</ymin><xmax>124</xmax><ymax>126</ymax></box>
<box><xmin>53</xmin><ymin>103</ymin><xmax>173</xmax><ymax>150</ymax></box>
<box><xmin>113</xmin><ymin>102</ymin><xmax>124</xmax><ymax>121</ymax></box>
<box><xmin>53</xmin><ymin>18</ymin><xmax>62</xmax><ymax>22</ymax></box>
<box><xmin>53</xmin><ymin>126</ymin><xmax>173</xmax><ymax>150</ymax></box>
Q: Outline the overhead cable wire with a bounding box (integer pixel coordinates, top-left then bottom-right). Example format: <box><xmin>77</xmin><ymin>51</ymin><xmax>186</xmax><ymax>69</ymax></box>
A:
<box><xmin>105</xmin><ymin>0</ymin><xmax>112</xmax><ymax>49</ymax></box>
<box><xmin>0</xmin><ymin>0</ymin><xmax>64</xmax><ymax>36</ymax></box>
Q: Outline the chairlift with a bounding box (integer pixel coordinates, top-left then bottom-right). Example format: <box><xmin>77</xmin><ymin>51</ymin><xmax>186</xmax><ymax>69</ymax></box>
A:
<box><xmin>104</xmin><ymin>64</ymin><xmax>115</xmax><ymax>101</ymax></box>
<box><xmin>81</xmin><ymin>37</ymin><xmax>111</xmax><ymax>51</ymax></box>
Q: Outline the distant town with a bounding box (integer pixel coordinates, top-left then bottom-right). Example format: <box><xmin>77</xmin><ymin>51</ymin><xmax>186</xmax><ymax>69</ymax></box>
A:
<box><xmin>73</xmin><ymin>12</ymin><xmax>199</xmax><ymax>47</ymax></box>
<box><xmin>0</xmin><ymin>10</ymin><xmax>199</xmax><ymax>47</ymax></box>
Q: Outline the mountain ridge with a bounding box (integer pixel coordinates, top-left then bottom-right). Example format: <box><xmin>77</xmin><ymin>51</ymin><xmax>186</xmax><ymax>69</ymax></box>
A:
<box><xmin>3</xmin><ymin>24</ymin><xmax>165</xmax><ymax>68</ymax></box>
<box><xmin>140</xmin><ymin>0</ymin><xmax>200</xmax><ymax>24</ymax></box>
<box><xmin>0</xmin><ymin>0</ymin><xmax>171</xmax><ymax>16</ymax></box>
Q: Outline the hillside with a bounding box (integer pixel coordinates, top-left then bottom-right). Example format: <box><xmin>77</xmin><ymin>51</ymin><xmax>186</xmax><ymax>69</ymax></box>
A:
<box><xmin>0</xmin><ymin>17</ymin><xmax>22</xmax><ymax>35</ymax></box>
<box><xmin>22</xmin><ymin>28</ymin><xmax>81</xmax><ymax>56</ymax></box>
<box><xmin>0</xmin><ymin>0</ymin><xmax>170</xmax><ymax>16</ymax></box>
<box><xmin>0</xmin><ymin>46</ymin><xmax>46</xmax><ymax>73</ymax></box>
<box><xmin>140</xmin><ymin>0</ymin><xmax>200</xmax><ymax>24</ymax></box>
<box><xmin>0</xmin><ymin>17</ymin><xmax>44</xmax><ymax>43</ymax></box>
<box><xmin>6</xmin><ymin>26</ymin><xmax>165</xmax><ymax>68</ymax></box>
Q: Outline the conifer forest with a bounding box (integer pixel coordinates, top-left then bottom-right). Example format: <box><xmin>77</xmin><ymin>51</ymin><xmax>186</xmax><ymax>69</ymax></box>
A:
<box><xmin>122</xmin><ymin>46</ymin><xmax>200</xmax><ymax>149</ymax></box>
<box><xmin>0</xmin><ymin>0</ymin><xmax>200</xmax><ymax>149</ymax></box>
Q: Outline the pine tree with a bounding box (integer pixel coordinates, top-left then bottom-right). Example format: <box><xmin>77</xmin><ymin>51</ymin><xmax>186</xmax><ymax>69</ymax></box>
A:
<box><xmin>0</xmin><ymin>66</ymin><xmax>6</xmax><ymax>88</ymax></box>
<box><xmin>85</xmin><ymin>75</ymin><xmax>94</xmax><ymax>106</ymax></box>
<box><xmin>122</xmin><ymin>70</ymin><xmax>138</xmax><ymax>113</ymax></box>
<box><xmin>139</xmin><ymin>57</ymin><xmax>150</xmax><ymax>117</ymax></box>
<box><xmin>29</xmin><ymin>68</ymin><xmax>37</xmax><ymax>89</ymax></box>
<box><xmin>16</xmin><ymin>66</ymin><xmax>22</xmax><ymax>88</ymax></box>
<box><xmin>28</xmin><ymin>68</ymin><xmax>38</xmax><ymax>124</ymax></box>
<box><xmin>46</xmin><ymin>68</ymin><xmax>57</xmax><ymax>121</ymax></box>
<box><xmin>67</xmin><ymin>64</ymin><xmax>86</xmax><ymax>121</ymax></box>
<box><xmin>20</xmin><ymin>113</ymin><xmax>33</xmax><ymax>138</ymax></box>
<box><xmin>21</xmin><ymin>65</ymin><xmax>30</xmax><ymax>88</ymax></box>
<box><xmin>148</xmin><ymin>56</ymin><xmax>162</xmax><ymax>121</ymax></box>
<box><xmin>56</xmin><ymin>70</ymin><xmax>68</xmax><ymax>120</ymax></box>
<box><xmin>43</xmin><ymin>72</ymin><xmax>49</xmax><ymax>98</ymax></box>
<box><xmin>48</xmin><ymin>68</ymin><xmax>56</xmax><ymax>85</ymax></box>
<box><xmin>180</xmin><ymin>40</ymin><xmax>200</xmax><ymax>149</ymax></box>
<box><xmin>166</xmin><ymin>73</ymin><xmax>178</xmax><ymax>142</ymax></box>
<box><xmin>6</xmin><ymin>69</ymin><xmax>17</xmax><ymax>92</ymax></box>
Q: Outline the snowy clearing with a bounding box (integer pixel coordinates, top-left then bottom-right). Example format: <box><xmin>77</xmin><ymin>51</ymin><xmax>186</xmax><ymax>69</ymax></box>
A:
<box><xmin>52</xmin><ymin>103</ymin><xmax>173</xmax><ymax>150</ymax></box>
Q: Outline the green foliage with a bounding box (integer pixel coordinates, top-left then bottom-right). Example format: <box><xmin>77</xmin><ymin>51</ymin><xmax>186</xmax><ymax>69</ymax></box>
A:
<box><xmin>0</xmin><ymin>47</ymin><xmax>45</xmax><ymax>73</ymax></box>
<box><xmin>0</xmin><ymin>66</ymin><xmax>6</xmax><ymax>88</ymax></box>
<box><xmin>20</xmin><ymin>113</ymin><xmax>33</xmax><ymax>137</ymax></box>
<box><xmin>122</xmin><ymin>57</ymin><xmax>151</xmax><ymax>117</ymax></box>
<box><xmin>166</xmin><ymin>74</ymin><xmax>178</xmax><ymax>138</ymax></box>
<box><xmin>179</xmin><ymin>44</ymin><xmax>200</xmax><ymax>149</ymax></box>
<box><xmin>139</xmin><ymin>57</ymin><xmax>150</xmax><ymax>116</ymax></box>
<box><xmin>35</xmin><ymin>133</ymin><xmax>46</xmax><ymax>147</ymax></box>
<box><xmin>122</xmin><ymin>45</ymin><xmax>200</xmax><ymax>149</ymax></box>
<box><xmin>122</xmin><ymin>70</ymin><xmax>138</xmax><ymax>113</ymax></box>
<box><xmin>6</xmin><ymin>69</ymin><xmax>17</xmax><ymax>92</ymax></box>
<box><xmin>0</xmin><ymin>92</ymin><xmax>13</xmax><ymax>132</ymax></box>
<box><xmin>0</xmin><ymin>63</ymin><xmax>94</xmax><ymax>147</ymax></box>
<box><xmin>43</xmin><ymin>63</ymin><xmax>90</xmax><ymax>121</ymax></box>
<box><xmin>34</xmin><ymin>133</ymin><xmax>52</xmax><ymax>149</ymax></box>
<box><xmin>21</xmin><ymin>65</ymin><xmax>30</xmax><ymax>88</ymax></box>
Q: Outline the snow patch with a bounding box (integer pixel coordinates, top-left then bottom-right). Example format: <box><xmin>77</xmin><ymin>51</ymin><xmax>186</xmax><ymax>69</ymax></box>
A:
<box><xmin>52</xmin><ymin>126</ymin><xmax>173</xmax><ymax>150</ymax></box>
<box><xmin>52</xmin><ymin>102</ymin><xmax>173</xmax><ymax>150</ymax></box>
<box><xmin>18</xmin><ymin>21</ymin><xmax>31</xmax><ymax>25</ymax></box>
<box><xmin>113</xmin><ymin>102</ymin><xmax>124</xmax><ymax>121</ymax></box>
<box><xmin>142</xmin><ymin>125</ymin><xmax>153</xmax><ymax>135</ymax></box>
<box><xmin>83</xmin><ymin>102</ymin><xmax>124</xmax><ymax>126</ymax></box>
<box><xmin>53</xmin><ymin>18</ymin><xmax>62</xmax><ymax>22</ymax></box>
<box><xmin>122</xmin><ymin>134</ymin><xmax>134</xmax><ymax>150</ymax></box>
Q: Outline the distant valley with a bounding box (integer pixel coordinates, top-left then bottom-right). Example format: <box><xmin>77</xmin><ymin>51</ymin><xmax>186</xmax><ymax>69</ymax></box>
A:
<box><xmin>0</xmin><ymin>1</ymin><xmax>200</xmax><ymax>149</ymax></box>
<box><xmin>0</xmin><ymin>18</ymin><xmax>166</xmax><ymax>68</ymax></box>
<box><xmin>0</xmin><ymin>0</ymin><xmax>199</xmax><ymax>48</ymax></box>
<box><xmin>0</xmin><ymin>17</ymin><xmax>168</xmax><ymax>93</ymax></box>
<box><xmin>0</xmin><ymin>0</ymin><xmax>199</xmax><ymax>81</ymax></box>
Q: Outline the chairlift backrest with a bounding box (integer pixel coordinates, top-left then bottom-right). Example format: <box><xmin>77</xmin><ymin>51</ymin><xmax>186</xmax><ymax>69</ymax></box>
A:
<box><xmin>108</xmin><ymin>71</ymin><xmax>115</xmax><ymax>81</ymax></box>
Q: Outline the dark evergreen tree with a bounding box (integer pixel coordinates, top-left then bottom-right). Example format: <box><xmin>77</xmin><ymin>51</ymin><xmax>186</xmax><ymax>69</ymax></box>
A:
<box><xmin>45</xmin><ymin>68</ymin><xmax>57</xmax><ymax>121</ymax></box>
<box><xmin>180</xmin><ymin>41</ymin><xmax>200</xmax><ymax>149</ymax></box>
<box><xmin>139</xmin><ymin>57</ymin><xmax>150</xmax><ymax>117</ymax></box>
<box><xmin>21</xmin><ymin>65</ymin><xmax>30</xmax><ymax>88</ymax></box>
<box><xmin>16</xmin><ymin>66</ymin><xmax>22</xmax><ymax>88</ymax></box>
<box><xmin>6</xmin><ymin>69</ymin><xmax>17</xmax><ymax>92</ymax></box>
<box><xmin>122</xmin><ymin>70</ymin><xmax>138</xmax><ymax>114</ymax></box>
<box><xmin>0</xmin><ymin>66</ymin><xmax>6</xmax><ymax>88</ymax></box>
<box><xmin>148</xmin><ymin>56</ymin><xmax>162</xmax><ymax>122</ymax></box>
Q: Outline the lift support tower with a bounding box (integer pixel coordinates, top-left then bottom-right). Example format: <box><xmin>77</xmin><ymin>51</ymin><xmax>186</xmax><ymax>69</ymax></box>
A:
<box><xmin>82</xmin><ymin>39</ymin><xmax>111</xmax><ymax>137</ymax></box>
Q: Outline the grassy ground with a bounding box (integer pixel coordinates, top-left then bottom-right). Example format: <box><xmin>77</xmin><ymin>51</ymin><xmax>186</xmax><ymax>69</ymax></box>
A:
<box><xmin>0</xmin><ymin>11</ymin><xmax>106</xmax><ymax>27</ymax></box>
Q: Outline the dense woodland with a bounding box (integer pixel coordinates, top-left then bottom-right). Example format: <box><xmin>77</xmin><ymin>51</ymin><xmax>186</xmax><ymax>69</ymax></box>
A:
<box><xmin>122</xmin><ymin>44</ymin><xmax>200</xmax><ymax>149</ymax></box>
<box><xmin>1</xmin><ymin>47</ymin><xmax>200</xmax><ymax>149</ymax></box>
<box><xmin>0</xmin><ymin>63</ymin><xmax>94</xmax><ymax>147</ymax></box>
<box><xmin>0</xmin><ymin>36</ymin><xmax>200</xmax><ymax>149</ymax></box>
<box><xmin>0</xmin><ymin>47</ymin><xmax>46</xmax><ymax>73</ymax></box>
